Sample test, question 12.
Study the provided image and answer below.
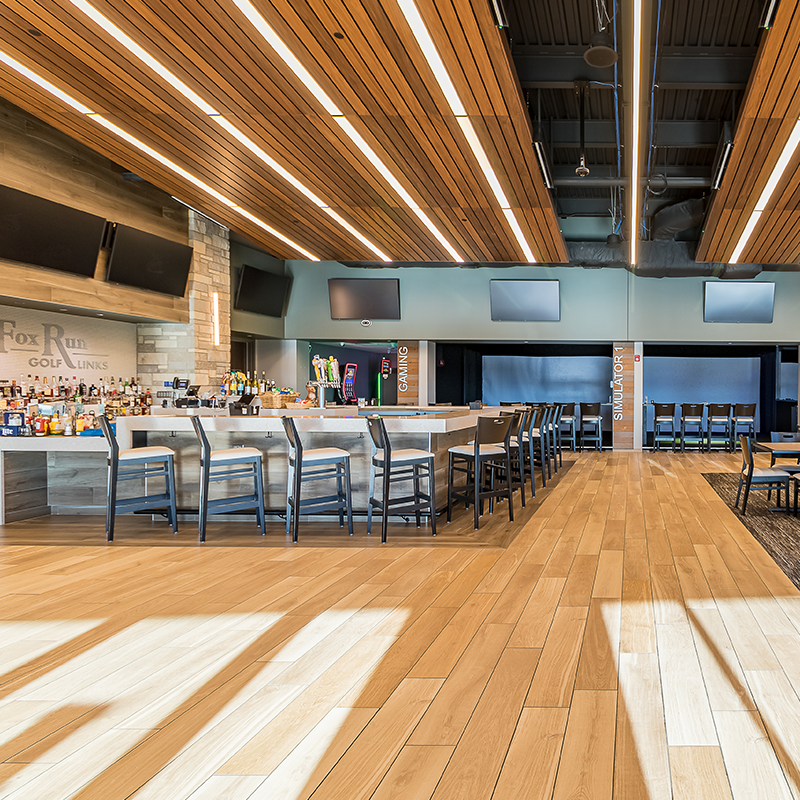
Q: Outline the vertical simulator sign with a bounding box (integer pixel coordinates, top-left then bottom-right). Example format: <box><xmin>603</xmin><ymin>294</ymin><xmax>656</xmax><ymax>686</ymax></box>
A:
<box><xmin>397</xmin><ymin>340</ymin><xmax>419</xmax><ymax>406</ymax></box>
<box><xmin>612</xmin><ymin>342</ymin><xmax>634</xmax><ymax>450</ymax></box>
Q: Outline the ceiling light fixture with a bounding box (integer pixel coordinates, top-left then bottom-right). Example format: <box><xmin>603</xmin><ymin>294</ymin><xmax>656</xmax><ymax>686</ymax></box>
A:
<box><xmin>67</xmin><ymin>0</ymin><xmax>389</xmax><ymax>262</ymax></box>
<box><xmin>711</xmin><ymin>122</ymin><xmax>733</xmax><ymax>191</ymax></box>
<box><xmin>0</xmin><ymin>47</ymin><xmax>319</xmax><ymax>261</ymax></box>
<box><xmin>396</xmin><ymin>0</ymin><xmax>536</xmax><ymax>262</ymax></box>
<box><xmin>231</xmin><ymin>0</ymin><xmax>463</xmax><ymax>262</ymax></box>
<box><xmin>630</xmin><ymin>0</ymin><xmax>644</xmax><ymax>266</ymax></box>
<box><xmin>759</xmin><ymin>0</ymin><xmax>779</xmax><ymax>29</ymax></box>
<box><xmin>730</xmin><ymin>116</ymin><xmax>800</xmax><ymax>262</ymax></box>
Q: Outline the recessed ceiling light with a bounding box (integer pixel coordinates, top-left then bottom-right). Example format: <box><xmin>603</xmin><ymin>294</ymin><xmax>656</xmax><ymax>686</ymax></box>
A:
<box><xmin>396</xmin><ymin>0</ymin><xmax>536</xmax><ymax>262</ymax></box>
<box><xmin>67</xmin><ymin>0</ymin><xmax>390</xmax><ymax>262</ymax></box>
<box><xmin>231</xmin><ymin>0</ymin><xmax>463</xmax><ymax>262</ymax></box>
<box><xmin>0</xmin><ymin>46</ymin><xmax>319</xmax><ymax>260</ymax></box>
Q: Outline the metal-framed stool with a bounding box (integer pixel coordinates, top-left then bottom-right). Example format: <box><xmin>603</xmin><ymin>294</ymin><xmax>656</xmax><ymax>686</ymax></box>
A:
<box><xmin>447</xmin><ymin>415</ymin><xmax>514</xmax><ymax>530</ymax></box>
<box><xmin>732</xmin><ymin>403</ymin><xmax>757</xmax><ymax>451</ymax></box>
<box><xmin>680</xmin><ymin>403</ymin><xmax>706</xmax><ymax>451</ymax></box>
<box><xmin>652</xmin><ymin>402</ymin><xmax>677</xmax><ymax>451</ymax></box>
<box><xmin>282</xmin><ymin>415</ymin><xmax>353</xmax><ymax>543</ymax></box>
<box><xmin>550</xmin><ymin>403</ymin><xmax>564</xmax><ymax>469</ymax></box>
<box><xmin>191</xmin><ymin>415</ymin><xmax>265</xmax><ymax>543</ymax></box>
<box><xmin>521</xmin><ymin>405</ymin><xmax>545</xmax><ymax>491</ymax></box>
<box><xmin>559</xmin><ymin>403</ymin><xmax>577</xmax><ymax>452</ymax></box>
<box><xmin>735</xmin><ymin>435</ymin><xmax>790</xmax><ymax>515</ymax></box>
<box><xmin>500</xmin><ymin>408</ymin><xmax>528</xmax><ymax>507</ymax></box>
<box><xmin>706</xmin><ymin>403</ymin><xmax>733</xmax><ymax>452</ymax></box>
<box><xmin>579</xmin><ymin>403</ymin><xmax>602</xmax><ymax>451</ymax></box>
<box><xmin>366</xmin><ymin>415</ymin><xmax>436</xmax><ymax>543</ymax></box>
<box><xmin>99</xmin><ymin>414</ymin><xmax>177</xmax><ymax>542</ymax></box>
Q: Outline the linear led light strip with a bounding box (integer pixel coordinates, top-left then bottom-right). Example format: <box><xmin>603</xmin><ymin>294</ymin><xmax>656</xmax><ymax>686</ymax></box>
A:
<box><xmin>67</xmin><ymin>0</ymin><xmax>390</xmax><ymax>263</ymax></box>
<box><xmin>729</xmin><ymin>117</ymin><xmax>800</xmax><ymax>263</ymax></box>
<box><xmin>630</xmin><ymin>0</ymin><xmax>643</xmax><ymax>266</ymax></box>
<box><xmin>0</xmin><ymin>48</ymin><xmax>319</xmax><ymax>261</ymax></box>
<box><xmin>231</xmin><ymin>0</ymin><xmax>464</xmax><ymax>263</ymax></box>
<box><xmin>395</xmin><ymin>0</ymin><xmax>536</xmax><ymax>263</ymax></box>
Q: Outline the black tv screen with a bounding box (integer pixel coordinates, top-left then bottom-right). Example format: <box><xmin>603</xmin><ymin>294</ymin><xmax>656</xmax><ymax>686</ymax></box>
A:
<box><xmin>106</xmin><ymin>224</ymin><xmax>193</xmax><ymax>297</ymax></box>
<box><xmin>328</xmin><ymin>278</ymin><xmax>400</xmax><ymax>320</ymax></box>
<box><xmin>490</xmin><ymin>279</ymin><xmax>560</xmax><ymax>321</ymax></box>
<box><xmin>234</xmin><ymin>265</ymin><xmax>291</xmax><ymax>317</ymax></box>
<box><xmin>0</xmin><ymin>184</ymin><xmax>105</xmax><ymax>277</ymax></box>
<box><xmin>704</xmin><ymin>281</ymin><xmax>775</xmax><ymax>323</ymax></box>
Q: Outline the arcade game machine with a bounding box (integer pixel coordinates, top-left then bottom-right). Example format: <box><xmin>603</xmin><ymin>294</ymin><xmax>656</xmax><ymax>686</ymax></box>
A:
<box><xmin>376</xmin><ymin>358</ymin><xmax>391</xmax><ymax>405</ymax></box>
<box><xmin>340</xmin><ymin>363</ymin><xmax>358</xmax><ymax>404</ymax></box>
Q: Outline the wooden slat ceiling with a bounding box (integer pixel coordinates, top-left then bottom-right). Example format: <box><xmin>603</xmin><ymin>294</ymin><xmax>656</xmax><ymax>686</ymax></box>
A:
<box><xmin>0</xmin><ymin>0</ymin><xmax>568</xmax><ymax>263</ymax></box>
<box><xmin>697</xmin><ymin>0</ymin><xmax>800</xmax><ymax>263</ymax></box>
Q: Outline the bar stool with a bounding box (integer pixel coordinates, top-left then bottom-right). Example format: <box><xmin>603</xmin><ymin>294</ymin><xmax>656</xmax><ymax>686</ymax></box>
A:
<box><xmin>500</xmin><ymin>408</ymin><xmax>528</xmax><ymax>507</ymax></box>
<box><xmin>531</xmin><ymin>404</ymin><xmax>554</xmax><ymax>483</ymax></box>
<box><xmin>521</xmin><ymin>405</ymin><xmax>545</xmax><ymax>492</ymax></box>
<box><xmin>447</xmin><ymin>415</ymin><xmax>514</xmax><ymax>530</ymax></box>
<box><xmin>99</xmin><ymin>414</ymin><xmax>177</xmax><ymax>542</ymax></box>
<box><xmin>366</xmin><ymin>415</ymin><xmax>436</xmax><ymax>543</ymax></box>
<box><xmin>652</xmin><ymin>402</ymin><xmax>677</xmax><ymax>451</ymax></box>
<box><xmin>282</xmin><ymin>415</ymin><xmax>353</xmax><ymax>543</ymax></box>
<box><xmin>550</xmin><ymin>403</ymin><xmax>564</xmax><ymax>469</ymax></box>
<box><xmin>732</xmin><ymin>403</ymin><xmax>757</xmax><ymax>451</ymax></box>
<box><xmin>559</xmin><ymin>403</ymin><xmax>577</xmax><ymax>452</ymax></box>
<box><xmin>579</xmin><ymin>403</ymin><xmax>602</xmax><ymax>451</ymax></box>
<box><xmin>191</xmin><ymin>415</ymin><xmax>265</xmax><ymax>543</ymax></box>
<box><xmin>706</xmin><ymin>403</ymin><xmax>733</xmax><ymax>452</ymax></box>
<box><xmin>680</xmin><ymin>403</ymin><xmax>706</xmax><ymax>451</ymax></box>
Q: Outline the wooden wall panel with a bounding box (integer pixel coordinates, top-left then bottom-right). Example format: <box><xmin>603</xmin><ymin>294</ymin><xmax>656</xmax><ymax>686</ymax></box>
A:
<box><xmin>612</xmin><ymin>342</ymin><xmax>634</xmax><ymax>451</ymax></box>
<box><xmin>397</xmin><ymin>340</ymin><xmax>420</xmax><ymax>406</ymax></box>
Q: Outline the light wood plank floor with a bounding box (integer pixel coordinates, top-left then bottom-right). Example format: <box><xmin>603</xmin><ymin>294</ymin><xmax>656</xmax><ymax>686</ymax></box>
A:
<box><xmin>2</xmin><ymin>449</ymin><xmax>800</xmax><ymax>799</ymax></box>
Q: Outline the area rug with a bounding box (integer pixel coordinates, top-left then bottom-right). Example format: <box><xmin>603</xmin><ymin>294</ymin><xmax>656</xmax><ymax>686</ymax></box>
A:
<box><xmin>703</xmin><ymin>472</ymin><xmax>800</xmax><ymax>589</ymax></box>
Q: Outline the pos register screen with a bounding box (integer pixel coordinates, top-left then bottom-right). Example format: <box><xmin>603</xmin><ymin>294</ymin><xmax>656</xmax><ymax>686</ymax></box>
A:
<box><xmin>328</xmin><ymin>278</ymin><xmax>401</xmax><ymax>319</ymax></box>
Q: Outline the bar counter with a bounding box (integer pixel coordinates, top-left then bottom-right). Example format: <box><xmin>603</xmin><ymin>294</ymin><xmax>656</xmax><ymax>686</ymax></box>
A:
<box><xmin>0</xmin><ymin>406</ymin><xmax>501</xmax><ymax>524</ymax></box>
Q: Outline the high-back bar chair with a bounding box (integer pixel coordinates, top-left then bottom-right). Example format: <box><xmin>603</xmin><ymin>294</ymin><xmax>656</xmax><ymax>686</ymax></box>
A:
<box><xmin>706</xmin><ymin>403</ymin><xmax>733</xmax><ymax>452</ymax></box>
<box><xmin>447</xmin><ymin>415</ymin><xmax>514</xmax><ymax>530</ymax></box>
<box><xmin>579</xmin><ymin>403</ymin><xmax>602</xmax><ymax>451</ymax></box>
<box><xmin>366</xmin><ymin>415</ymin><xmax>436</xmax><ymax>543</ymax></box>
<box><xmin>559</xmin><ymin>403</ymin><xmax>577</xmax><ymax>452</ymax></box>
<box><xmin>99</xmin><ymin>414</ymin><xmax>177</xmax><ymax>542</ymax></box>
<box><xmin>680</xmin><ymin>403</ymin><xmax>706</xmax><ymax>452</ymax></box>
<box><xmin>652</xmin><ymin>402</ymin><xmax>677</xmax><ymax>451</ymax></box>
<box><xmin>191</xmin><ymin>415</ymin><xmax>265</xmax><ymax>542</ymax></box>
<box><xmin>282</xmin><ymin>415</ymin><xmax>353</xmax><ymax>543</ymax></box>
<box><xmin>732</xmin><ymin>404</ymin><xmax>757</xmax><ymax>451</ymax></box>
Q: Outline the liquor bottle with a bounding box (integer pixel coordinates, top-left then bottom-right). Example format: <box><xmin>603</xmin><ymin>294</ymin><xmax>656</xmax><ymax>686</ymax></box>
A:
<box><xmin>42</xmin><ymin>376</ymin><xmax>50</xmax><ymax>397</ymax></box>
<box><xmin>79</xmin><ymin>377</ymin><xmax>87</xmax><ymax>398</ymax></box>
<box><xmin>33</xmin><ymin>376</ymin><xmax>41</xmax><ymax>397</ymax></box>
<box><xmin>145</xmin><ymin>389</ymin><xmax>152</xmax><ymax>407</ymax></box>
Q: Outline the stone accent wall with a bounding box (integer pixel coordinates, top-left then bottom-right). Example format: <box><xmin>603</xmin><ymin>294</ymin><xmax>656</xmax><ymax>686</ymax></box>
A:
<box><xmin>137</xmin><ymin>212</ymin><xmax>231</xmax><ymax>394</ymax></box>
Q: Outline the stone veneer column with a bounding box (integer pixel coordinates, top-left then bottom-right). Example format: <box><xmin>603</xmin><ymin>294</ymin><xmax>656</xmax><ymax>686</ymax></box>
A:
<box><xmin>137</xmin><ymin>212</ymin><xmax>231</xmax><ymax>394</ymax></box>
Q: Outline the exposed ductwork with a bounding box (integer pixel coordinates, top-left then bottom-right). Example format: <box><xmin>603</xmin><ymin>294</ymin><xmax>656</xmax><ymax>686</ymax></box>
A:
<box><xmin>651</xmin><ymin>198</ymin><xmax>706</xmax><ymax>240</ymax></box>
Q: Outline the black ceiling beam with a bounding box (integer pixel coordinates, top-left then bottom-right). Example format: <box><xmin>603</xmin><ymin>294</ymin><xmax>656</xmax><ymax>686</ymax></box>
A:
<box><xmin>545</xmin><ymin>119</ymin><xmax>721</xmax><ymax>148</ymax></box>
<box><xmin>514</xmin><ymin>45</ymin><xmax>756</xmax><ymax>90</ymax></box>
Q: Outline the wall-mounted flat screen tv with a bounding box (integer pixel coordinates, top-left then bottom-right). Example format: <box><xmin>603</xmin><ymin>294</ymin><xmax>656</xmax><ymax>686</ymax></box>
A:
<box><xmin>328</xmin><ymin>278</ymin><xmax>401</xmax><ymax>320</ymax></box>
<box><xmin>0</xmin><ymin>184</ymin><xmax>106</xmax><ymax>277</ymax></box>
<box><xmin>106</xmin><ymin>224</ymin><xmax>193</xmax><ymax>297</ymax></box>
<box><xmin>490</xmin><ymin>279</ymin><xmax>560</xmax><ymax>321</ymax></box>
<box><xmin>234</xmin><ymin>265</ymin><xmax>291</xmax><ymax>317</ymax></box>
<box><xmin>703</xmin><ymin>281</ymin><xmax>775</xmax><ymax>323</ymax></box>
